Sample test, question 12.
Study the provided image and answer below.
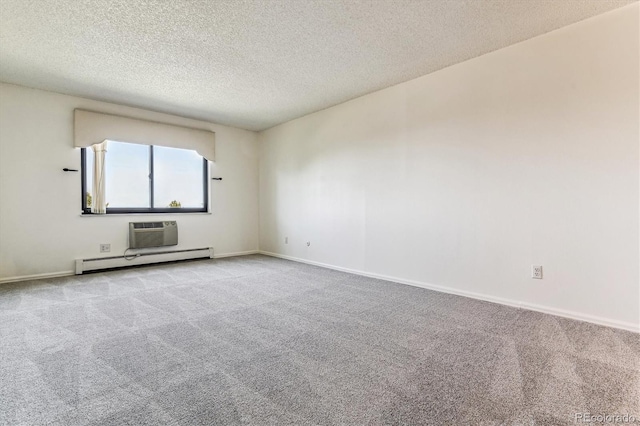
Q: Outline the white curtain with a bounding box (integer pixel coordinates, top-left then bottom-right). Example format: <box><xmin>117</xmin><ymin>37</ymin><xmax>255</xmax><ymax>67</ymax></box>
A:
<box><xmin>91</xmin><ymin>141</ymin><xmax>108</xmax><ymax>214</ymax></box>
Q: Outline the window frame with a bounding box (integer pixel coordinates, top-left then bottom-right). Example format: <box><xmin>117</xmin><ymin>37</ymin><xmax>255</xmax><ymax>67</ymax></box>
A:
<box><xmin>81</xmin><ymin>144</ymin><xmax>209</xmax><ymax>214</ymax></box>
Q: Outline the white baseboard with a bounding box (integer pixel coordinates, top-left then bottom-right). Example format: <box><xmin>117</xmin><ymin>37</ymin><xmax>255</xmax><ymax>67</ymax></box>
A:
<box><xmin>259</xmin><ymin>250</ymin><xmax>639</xmax><ymax>334</ymax></box>
<box><xmin>0</xmin><ymin>249</ymin><xmax>259</xmax><ymax>284</ymax></box>
<box><xmin>213</xmin><ymin>250</ymin><xmax>259</xmax><ymax>259</ymax></box>
<box><xmin>0</xmin><ymin>270</ymin><xmax>76</xmax><ymax>284</ymax></box>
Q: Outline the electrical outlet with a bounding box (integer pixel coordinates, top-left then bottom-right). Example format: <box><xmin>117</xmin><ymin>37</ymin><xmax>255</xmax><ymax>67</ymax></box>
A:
<box><xmin>531</xmin><ymin>265</ymin><xmax>543</xmax><ymax>279</ymax></box>
<box><xmin>100</xmin><ymin>244</ymin><xmax>111</xmax><ymax>253</ymax></box>
<box><xmin>285</xmin><ymin>237</ymin><xmax>288</xmax><ymax>244</ymax></box>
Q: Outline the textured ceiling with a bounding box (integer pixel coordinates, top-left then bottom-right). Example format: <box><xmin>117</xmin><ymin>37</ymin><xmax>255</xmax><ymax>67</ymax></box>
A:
<box><xmin>0</xmin><ymin>0</ymin><xmax>635</xmax><ymax>131</ymax></box>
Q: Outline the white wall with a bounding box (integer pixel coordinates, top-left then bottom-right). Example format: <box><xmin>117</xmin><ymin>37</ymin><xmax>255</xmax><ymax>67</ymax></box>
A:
<box><xmin>259</xmin><ymin>5</ymin><xmax>640</xmax><ymax>330</ymax></box>
<box><xmin>0</xmin><ymin>83</ymin><xmax>259</xmax><ymax>281</ymax></box>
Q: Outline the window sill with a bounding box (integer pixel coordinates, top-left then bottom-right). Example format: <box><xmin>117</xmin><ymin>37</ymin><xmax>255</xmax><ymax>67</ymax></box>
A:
<box><xmin>80</xmin><ymin>212</ymin><xmax>212</xmax><ymax>217</ymax></box>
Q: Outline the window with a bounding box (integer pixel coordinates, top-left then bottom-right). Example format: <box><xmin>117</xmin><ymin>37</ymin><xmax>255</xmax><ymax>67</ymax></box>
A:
<box><xmin>82</xmin><ymin>141</ymin><xmax>208</xmax><ymax>214</ymax></box>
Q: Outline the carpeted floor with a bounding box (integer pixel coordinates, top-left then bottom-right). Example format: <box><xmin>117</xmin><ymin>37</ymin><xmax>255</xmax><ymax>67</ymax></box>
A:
<box><xmin>1</xmin><ymin>254</ymin><xmax>638</xmax><ymax>425</ymax></box>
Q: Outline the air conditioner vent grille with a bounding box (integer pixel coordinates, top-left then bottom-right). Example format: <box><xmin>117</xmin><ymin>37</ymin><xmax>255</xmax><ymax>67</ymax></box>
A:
<box><xmin>129</xmin><ymin>222</ymin><xmax>178</xmax><ymax>248</ymax></box>
<box><xmin>133</xmin><ymin>222</ymin><xmax>164</xmax><ymax>229</ymax></box>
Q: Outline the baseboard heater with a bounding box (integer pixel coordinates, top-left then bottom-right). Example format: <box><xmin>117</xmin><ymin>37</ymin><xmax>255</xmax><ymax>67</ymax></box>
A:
<box><xmin>75</xmin><ymin>247</ymin><xmax>214</xmax><ymax>274</ymax></box>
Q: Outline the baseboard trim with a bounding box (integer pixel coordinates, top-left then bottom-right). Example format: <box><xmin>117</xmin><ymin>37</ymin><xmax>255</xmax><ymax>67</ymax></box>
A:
<box><xmin>213</xmin><ymin>250</ymin><xmax>259</xmax><ymax>259</ymax></box>
<box><xmin>0</xmin><ymin>250</ymin><xmax>260</xmax><ymax>284</ymax></box>
<box><xmin>0</xmin><ymin>270</ymin><xmax>76</xmax><ymax>284</ymax></box>
<box><xmin>259</xmin><ymin>251</ymin><xmax>639</xmax><ymax>334</ymax></box>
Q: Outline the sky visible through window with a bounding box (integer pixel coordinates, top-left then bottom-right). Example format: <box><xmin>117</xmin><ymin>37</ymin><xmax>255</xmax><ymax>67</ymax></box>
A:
<box><xmin>154</xmin><ymin>145</ymin><xmax>204</xmax><ymax>208</ymax></box>
<box><xmin>85</xmin><ymin>141</ymin><xmax>205</xmax><ymax>209</ymax></box>
<box><xmin>107</xmin><ymin>142</ymin><xmax>149</xmax><ymax>208</ymax></box>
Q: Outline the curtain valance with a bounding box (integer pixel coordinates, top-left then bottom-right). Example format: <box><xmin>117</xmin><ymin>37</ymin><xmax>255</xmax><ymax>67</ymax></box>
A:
<box><xmin>73</xmin><ymin>109</ymin><xmax>215</xmax><ymax>161</ymax></box>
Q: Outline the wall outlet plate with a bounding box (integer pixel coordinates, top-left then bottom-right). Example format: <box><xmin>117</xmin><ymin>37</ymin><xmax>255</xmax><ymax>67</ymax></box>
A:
<box><xmin>100</xmin><ymin>244</ymin><xmax>111</xmax><ymax>253</ymax></box>
<box><xmin>285</xmin><ymin>237</ymin><xmax>288</xmax><ymax>244</ymax></box>
<box><xmin>531</xmin><ymin>265</ymin><xmax>543</xmax><ymax>279</ymax></box>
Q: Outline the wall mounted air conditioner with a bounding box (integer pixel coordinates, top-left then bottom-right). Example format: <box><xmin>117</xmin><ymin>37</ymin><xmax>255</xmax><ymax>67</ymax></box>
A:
<box><xmin>129</xmin><ymin>221</ymin><xmax>178</xmax><ymax>249</ymax></box>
